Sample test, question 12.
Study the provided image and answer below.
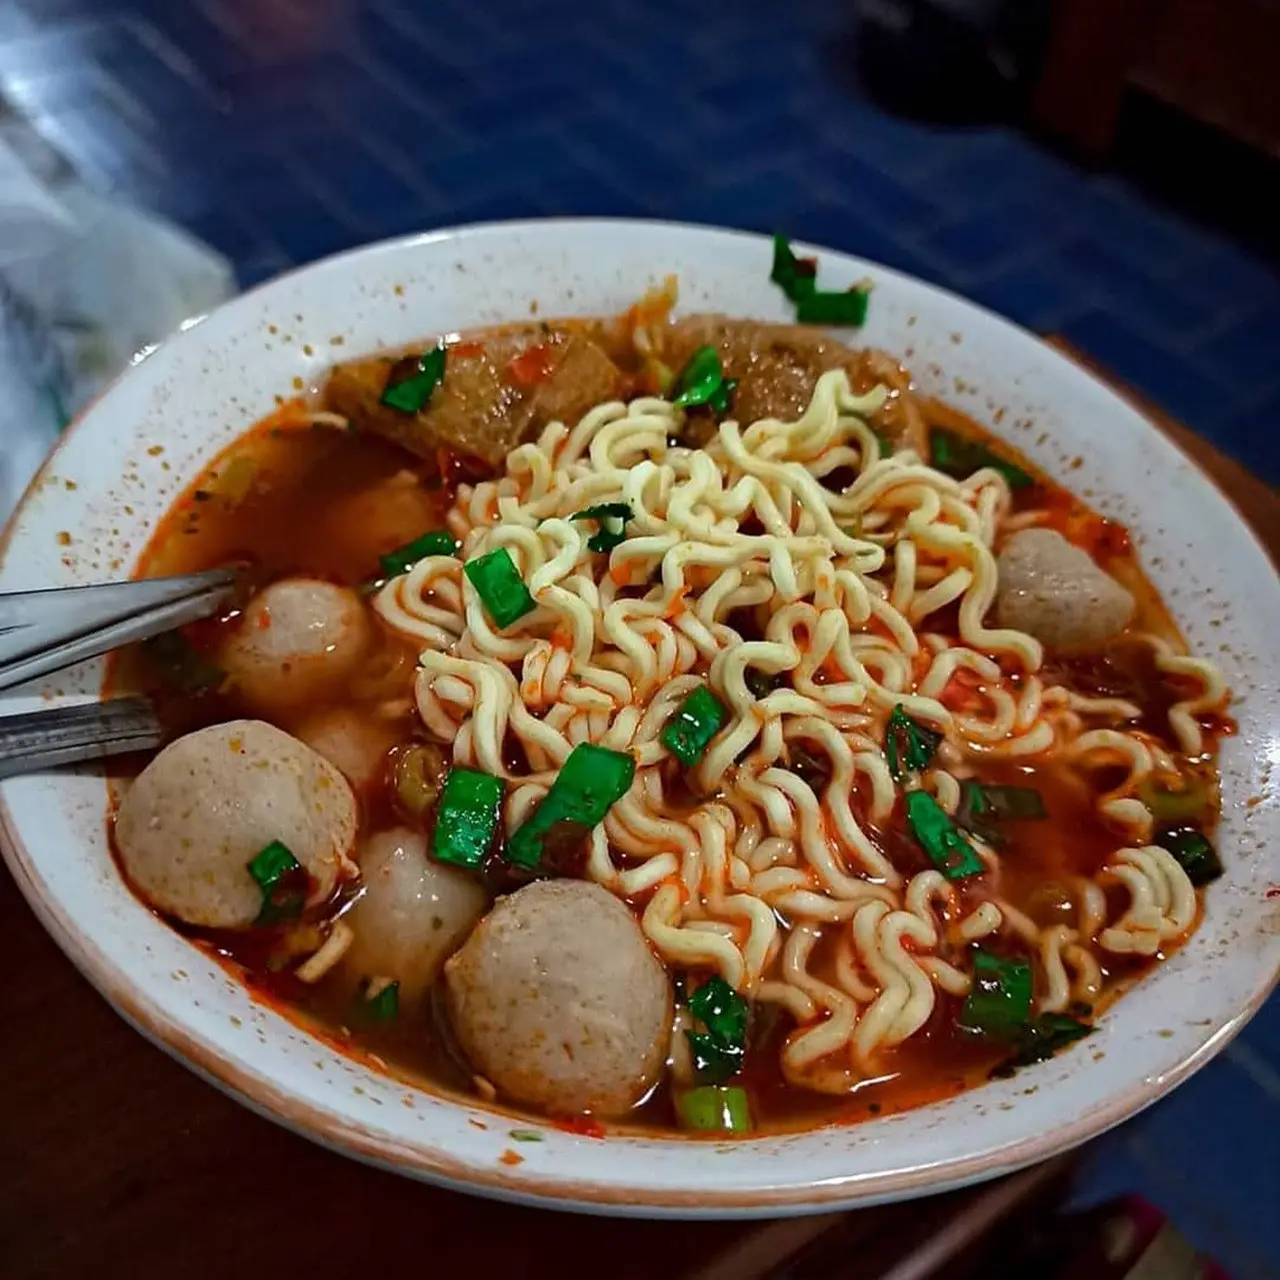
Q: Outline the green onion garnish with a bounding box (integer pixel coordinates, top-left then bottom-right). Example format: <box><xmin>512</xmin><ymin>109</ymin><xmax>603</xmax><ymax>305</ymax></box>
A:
<box><xmin>571</xmin><ymin>502</ymin><xmax>632</xmax><ymax>553</ymax></box>
<box><xmin>380</xmin><ymin>344</ymin><xmax>447</xmax><ymax>414</ymax></box>
<box><xmin>1159</xmin><ymin>826</ymin><xmax>1223</xmax><ymax>887</ymax></box>
<box><xmin>380</xmin><ymin>530</ymin><xmax>460</xmax><ymax>578</ymax></box>
<box><xmin>929</xmin><ymin>426</ymin><xmax>1033</xmax><ymax>489</ymax></box>
<box><xmin>958</xmin><ymin>949</ymin><xmax>1033</xmax><ymax>1039</ymax></box>
<box><xmin>795</xmin><ymin>287</ymin><xmax>870</xmax><ymax>327</ymax></box>
<box><xmin>955</xmin><ymin>780</ymin><xmax>1048</xmax><ymax>847</ymax></box>
<box><xmin>994</xmin><ymin>1013</ymin><xmax>1093</xmax><ymax>1075</ymax></box>
<box><xmin>1138</xmin><ymin>778</ymin><xmax>1210</xmax><ymax>824</ymax></box>
<box><xmin>358</xmin><ymin>980</ymin><xmax>400</xmax><ymax>1022</ymax></box>
<box><xmin>771</xmin><ymin>234</ymin><xmax>869</xmax><ymax>327</ymax></box>
<box><xmin>690</xmin><ymin>975</ymin><xmax>749</xmax><ymax>1047</ymax></box>
<box><xmin>142</xmin><ymin>630</ymin><xmax>225</xmax><ymax>694</ymax></box>
<box><xmin>464</xmin><ymin>547</ymin><xmax>536</xmax><ymax>630</ymax></box>
<box><xmin>674</xmin><ymin>1085</ymin><xmax>752</xmax><ymax>1134</ymax></box>
<box><xmin>744</xmin><ymin>668</ymin><xmax>784</xmax><ymax>699</ymax></box>
<box><xmin>687</xmin><ymin>1032</ymin><xmax>743</xmax><ymax>1083</ymax></box>
<box><xmin>904</xmin><ymin>790</ymin><xmax>985</xmax><ymax>881</ymax></box>
<box><xmin>686</xmin><ymin>976</ymin><xmax>749</xmax><ymax>1085</ymax></box>
<box><xmin>432</xmin><ymin>767</ymin><xmax>504</xmax><ymax>869</ymax></box>
<box><xmin>247</xmin><ymin>840</ymin><xmax>308</xmax><ymax>926</ymax></box>
<box><xmin>885</xmin><ymin>705</ymin><xmax>942</xmax><ymax>781</ymax></box>
<box><xmin>670</xmin><ymin>345</ymin><xmax>737</xmax><ymax>417</ymax></box>
<box><xmin>770</xmin><ymin>234</ymin><xmax>818</xmax><ymax>301</ymax></box>
<box><xmin>661</xmin><ymin>685</ymin><xmax>728</xmax><ymax>767</ymax></box>
<box><xmin>508</xmin><ymin>1129</ymin><xmax>544</xmax><ymax>1143</ymax></box>
<box><xmin>506</xmin><ymin>743</ymin><xmax>635</xmax><ymax>870</ymax></box>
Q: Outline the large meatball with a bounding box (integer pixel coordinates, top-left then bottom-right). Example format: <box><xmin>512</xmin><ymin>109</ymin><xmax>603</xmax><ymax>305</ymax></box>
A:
<box><xmin>221</xmin><ymin>577</ymin><xmax>370</xmax><ymax>715</ymax></box>
<box><xmin>342</xmin><ymin>828</ymin><xmax>488</xmax><ymax>1006</ymax></box>
<box><xmin>997</xmin><ymin>528</ymin><xmax>1135</xmax><ymax>652</ymax></box>
<box><xmin>445</xmin><ymin>879</ymin><xmax>672</xmax><ymax>1118</ymax></box>
<box><xmin>115</xmin><ymin>720</ymin><xmax>357</xmax><ymax>929</ymax></box>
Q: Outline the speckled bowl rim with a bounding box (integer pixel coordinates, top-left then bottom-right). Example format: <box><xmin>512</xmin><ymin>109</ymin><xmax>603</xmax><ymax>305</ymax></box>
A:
<box><xmin>0</xmin><ymin>219</ymin><xmax>1276</xmax><ymax>1217</ymax></box>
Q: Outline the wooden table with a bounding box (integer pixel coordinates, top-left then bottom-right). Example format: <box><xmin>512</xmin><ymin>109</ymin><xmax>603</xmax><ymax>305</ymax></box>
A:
<box><xmin>2</xmin><ymin>345</ymin><xmax>1274</xmax><ymax>1280</ymax></box>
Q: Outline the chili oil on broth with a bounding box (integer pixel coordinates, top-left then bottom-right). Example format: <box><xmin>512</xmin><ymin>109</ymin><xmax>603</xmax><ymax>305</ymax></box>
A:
<box><xmin>104</xmin><ymin>313</ymin><xmax>1228</xmax><ymax>1138</ymax></box>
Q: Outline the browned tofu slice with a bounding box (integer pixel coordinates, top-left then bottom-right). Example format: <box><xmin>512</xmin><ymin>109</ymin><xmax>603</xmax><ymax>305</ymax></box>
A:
<box><xmin>322</xmin><ymin>331</ymin><xmax>621</xmax><ymax>474</ymax></box>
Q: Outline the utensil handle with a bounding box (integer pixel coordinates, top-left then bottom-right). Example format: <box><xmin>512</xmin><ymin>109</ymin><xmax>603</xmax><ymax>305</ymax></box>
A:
<box><xmin>0</xmin><ymin>698</ymin><xmax>164</xmax><ymax>779</ymax></box>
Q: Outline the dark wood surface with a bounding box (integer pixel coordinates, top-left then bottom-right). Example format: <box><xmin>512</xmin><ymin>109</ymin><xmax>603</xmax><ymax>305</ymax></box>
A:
<box><xmin>2</xmin><ymin>344</ymin><xmax>1274</xmax><ymax>1280</ymax></box>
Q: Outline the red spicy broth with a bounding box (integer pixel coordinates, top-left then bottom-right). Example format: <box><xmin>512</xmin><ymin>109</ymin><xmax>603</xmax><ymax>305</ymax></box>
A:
<box><xmin>105</xmin><ymin>347</ymin><xmax>1224</xmax><ymax>1137</ymax></box>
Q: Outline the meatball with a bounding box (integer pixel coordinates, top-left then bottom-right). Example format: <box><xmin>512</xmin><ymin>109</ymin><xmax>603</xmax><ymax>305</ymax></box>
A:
<box><xmin>295</xmin><ymin>706</ymin><xmax>398</xmax><ymax>794</ymax></box>
<box><xmin>115</xmin><ymin>720</ymin><xmax>357</xmax><ymax>929</ymax></box>
<box><xmin>997</xmin><ymin>528</ymin><xmax>1135</xmax><ymax>652</ymax></box>
<box><xmin>445</xmin><ymin>879</ymin><xmax>672</xmax><ymax>1118</ymax></box>
<box><xmin>341</xmin><ymin>828</ymin><xmax>488</xmax><ymax>1006</ymax></box>
<box><xmin>221</xmin><ymin>578</ymin><xmax>370</xmax><ymax>715</ymax></box>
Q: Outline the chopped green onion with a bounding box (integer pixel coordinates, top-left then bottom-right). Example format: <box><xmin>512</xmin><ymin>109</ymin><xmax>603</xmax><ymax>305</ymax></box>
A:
<box><xmin>674</xmin><ymin>1085</ymin><xmax>752</xmax><ymax>1134</ymax></box>
<box><xmin>958</xmin><ymin>949</ymin><xmax>1033</xmax><ymax>1039</ymax></box>
<box><xmin>432</xmin><ymin>767</ymin><xmax>504</xmax><ymax>869</ymax></box>
<box><xmin>770</xmin><ymin>234</ymin><xmax>817</xmax><ymax>302</ymax></box>
<box><xmin>707</xmin><ymin>376</ymin><xmax>737</xmax><ymax>417</ymax></box>
<box><xmin>380</xmin><ymin>530</ymin><xmax>460</xmax><ymax>578</ymax></box>
<box><xmin>885</xmin><ymin>705</ymin><xmax>942</xmax><ymax>781</ymax></box>
<box><xmin>744</xmin><ymin>668</ymin><xmax>784</xmax><ymax>700</ymax></box>
<box><xmin>506</xmin><ymin>743</ymin><xmax>635</xmax><ymax>870</ymax></box>
<box><xmin>955</xmin><ymin>781</ymin><xmax>1046</xmax><ymax>848</ymax></box>
<box><xmin>358</xmin><ymin>980</ymin><xmax>400</xmax><ymax>1022</ymax></box>
<box><xmin>957</xmin><ymin>780</ymin><xmax>1048</xmax><ymax>844</ymax></box>
<box><xmin>795</xmin><ymin>287</ymin><xmax>870</xmax><ymax>327</ymax></box>
<box><xmin>661</xmin><ymin>685</ymin><xmax>728</xmax><ymax>767</ymax></box>
<box><xmin>929</xmin><ymin>426</ymin><xmax>1033</xmax><ymax>489</ymax></box>
<box><xmin>996</xmin><ymin>1013</ymin><xmax>1093</xmax><ymax>1074</ymax></box>
<box><xmin>672</xmin><ymin>345</ymin><xmax>722</xmax><ymax>408</ymax></box>
<box><xmin>1159</xmin><ymin>826</ymin><xmax>1223</xmax><ymax>887</ymax></box>
<box><xmin>670</xmin><ymin>346</ymin><xmax>737</xmax><ymax>419</ymax></box>
<box><xmin>508</xmin><ymin>1129</ymin><xmax>544</xmax><ymax>1142</ymax></box>
<box><xmin>464</xmin><ymin>547</ymin><xmax>536</xmax><ymax>629</ymax></box>
<box><xmin>247</xmin><ymin>840</ymin><xmax>308</xmax><ymax>926</ymax></box>
<box><xmin>690</xmin><ymin>975</ymin><xmax>749</xmax><ymax>1049</ymax></box>
<box><xmin>142</xmin><ymin>630</ymin><xmax>225</xmax><ymax>694</ymax></box>
<box><xmin>380</xmin><ymin>344</ymin><xmax>447</xmax><ymax>414</ymax></box>
<box><xmin>771</xmin><ymin>234</ymin><xmax>869</xmax><ymax>326</ymax></box>
<box><xmin>904</xmin><ymin>790</ymin><xmax>985</xmax><ymax>880</ymax></box>
<box><xmin>1138</xmin><ymin>778</ymin><xmax>1210</xmax><ymax>824</ymax></box>
<box><xmin>686</xmin><ymin>975</ymin><xmax>749</xmax><ymax>1085</ymax></box>
<box><xmin>571</xmin><ymin>502</ymin><xmax>632</xmax><ymax>553</ymax></box>
<box><xmin>687</xmin><ymin>1032</ymin><xmax>744</xmax><ymax>1084</ymax></box>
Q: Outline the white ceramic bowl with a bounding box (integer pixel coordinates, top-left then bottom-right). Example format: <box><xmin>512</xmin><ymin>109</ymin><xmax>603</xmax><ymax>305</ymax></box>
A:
<box><xmin>1</xmin><ymin>220</ymin><xmax>1276</xmax><ymax>1217</ymax></box>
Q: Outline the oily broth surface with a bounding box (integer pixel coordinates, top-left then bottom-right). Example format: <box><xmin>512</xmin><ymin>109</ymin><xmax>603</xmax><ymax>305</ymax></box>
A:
<box><xmin>105</xmin><ymin>328</ymin><xmax>1212</xmax><ymax>1135</ymax></box>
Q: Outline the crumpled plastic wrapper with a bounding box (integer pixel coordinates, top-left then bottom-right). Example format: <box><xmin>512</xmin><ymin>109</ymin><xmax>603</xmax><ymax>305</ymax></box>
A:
<box><xmin>0</xmin><ymin>115</ymin><xmax>236</xmax><ymax>522</ymax></box>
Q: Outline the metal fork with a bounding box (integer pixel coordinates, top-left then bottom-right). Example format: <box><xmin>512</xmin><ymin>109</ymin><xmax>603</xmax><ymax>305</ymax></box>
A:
<box><xmin>0</xmin><ymin>569</ymin><xmax>239</xmax><ymax>779</ymax></box>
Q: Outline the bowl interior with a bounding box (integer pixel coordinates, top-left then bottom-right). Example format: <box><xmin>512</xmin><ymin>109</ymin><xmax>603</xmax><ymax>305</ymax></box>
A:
<box><xmin>1</xmin><ymin>220</ymin><xmax>1276</xmax><ymax>1215</ymax></box>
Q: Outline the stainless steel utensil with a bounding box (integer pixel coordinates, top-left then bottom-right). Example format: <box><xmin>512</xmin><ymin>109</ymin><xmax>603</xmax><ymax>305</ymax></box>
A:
<box><xmin>0</xmin><ymin>569</ymin><xmax>239</xmax><ymax>778</ymax></box>
<box><xmin>0</xmin><ymin>696</ymin><xmax>164</xmax><ymax>779</ymax></box>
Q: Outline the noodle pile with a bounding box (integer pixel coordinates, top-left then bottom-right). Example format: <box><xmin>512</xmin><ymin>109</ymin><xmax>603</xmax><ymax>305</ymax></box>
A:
<box><xmin>373</xmin><ymin>366</ymin><xmax>1226</xmax><ymax>1095</ymax></box>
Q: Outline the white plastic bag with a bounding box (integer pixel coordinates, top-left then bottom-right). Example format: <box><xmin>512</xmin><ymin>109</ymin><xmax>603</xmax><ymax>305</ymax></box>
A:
<box><xmin>0</xmin><ymin>123</ymin><xmax>235</xmax><ymax>520</ymax></box>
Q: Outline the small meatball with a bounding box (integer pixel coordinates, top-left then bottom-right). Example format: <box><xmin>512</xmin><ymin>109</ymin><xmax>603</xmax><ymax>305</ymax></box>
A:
<box><xmin>997</xmin><ymin>528</ymin><xmax>1136</xmax><ymax>652</ymax></box>
<box><xmin>342</xmin><ymin>828</ymin><xmax>488</xmax><ymax>1005</ymax></box>
<box><xmin>115</xmin><ymin>720</ymin><xmax>357</xmax><ymax>929</ymax></box>
<box><xmin>295</xmin><ymin>706</ymin><xmax>398</xmax><ymax>794</ymax></box>
<box><xmin>320</xmin><ymin>472</ymin><xmax>444</xmax><ymax>565</ymax></box>
<box><xmin>221</xmin><ymin>578</ymin><xmax>370</xmax><ymax>715</ymax></box>
<box><xmin>445</xmin><ymin>879</ymin><xmax>672</xmax><ymax>1118</ymax></box>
